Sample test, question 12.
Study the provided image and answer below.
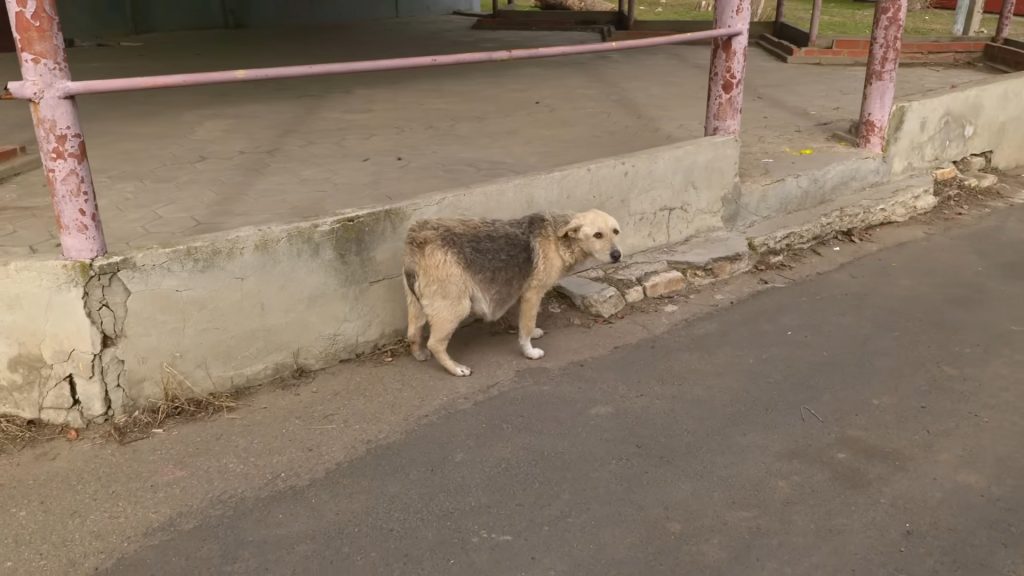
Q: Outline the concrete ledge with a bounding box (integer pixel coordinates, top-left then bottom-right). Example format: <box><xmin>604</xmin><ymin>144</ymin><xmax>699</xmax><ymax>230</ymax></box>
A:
<box><xmin>1</xmin><ymin>136</ymin><xmax>740</xmax><ymax>423</ymax></box>
<box><xmin>746</xmin><ymin>175</ymin><xmax>937</xmax><ymax>252</ymax></box>
<box><xmin>555</xmin><ymin>175</ymin><xmax>940</xmax><ymax>315</ymax></box>
<box><xmin>887</xmin><ymin>71</ymin><xmax>1024</xmax><ymax>174</ymax></box>
<box><xmin>736</xmin><ymin>153</ymin><xmax>889</xmax><ymax>227</ymax></box>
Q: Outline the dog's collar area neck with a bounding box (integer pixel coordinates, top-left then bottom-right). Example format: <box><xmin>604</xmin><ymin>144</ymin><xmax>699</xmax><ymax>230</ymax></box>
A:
<box><xmin>557</xmin><ymin>237</ymin><xmax>587</xmax><ymax>268</ymax></box>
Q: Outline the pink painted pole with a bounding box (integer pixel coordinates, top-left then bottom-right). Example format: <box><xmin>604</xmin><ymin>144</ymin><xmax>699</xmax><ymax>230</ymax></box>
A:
<box><xmin>706</xmin><ymin>0</ymin><xmax>751</xmax><ymax>136</ymax></box>
<box><xmin>4</xmin><ymin>27</ymin><xmax>742</xmax><ymax>99</ymax></box>
<box><xmin>5</xmin><ymin>0</ymin><xmax>106</xmax><ymax>259</ymax></box>
<box><xmin>808</xmin><ymin>0</ymin><xmax>822</xmax><ymax>45</ymax></box>
<box><xmin>995</xmin><ymin>0</ymin><xmax>1016</xmax><ymax>42</ymax></box>
<box><xmin>857</xmin><ymin>0</ymin><xmax>908</xmax><ymax>153</ymax></box>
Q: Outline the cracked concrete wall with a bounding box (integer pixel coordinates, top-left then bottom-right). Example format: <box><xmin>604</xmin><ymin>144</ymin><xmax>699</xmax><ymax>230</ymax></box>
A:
<box><xmin>81</xmin><ymin>136</ymin><xmax>738</xmax><ymax>409</ymax></box>
<box><xmin>0</xmin><ymin>260</ymin><xmax>124</xmax><ymax>426</ymax></box>
<box><xmin>887</xmin><ymin>71</ymin><xmax>1024</xmax><ymax>175</ymax></box>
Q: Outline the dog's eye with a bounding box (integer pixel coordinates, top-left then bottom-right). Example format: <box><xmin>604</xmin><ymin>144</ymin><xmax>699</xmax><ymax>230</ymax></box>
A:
<box><xmin>593</xmin><ymin>232</ymin><xmax>604</xmax><ymax>239</ymax></box>
<box><xmin>613</xmin><ymin>229</ymin><xmax>620</xmax><ymax>235</ymax></box>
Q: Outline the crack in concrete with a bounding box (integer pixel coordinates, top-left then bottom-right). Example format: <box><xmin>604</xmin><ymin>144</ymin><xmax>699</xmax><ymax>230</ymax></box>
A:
<box><xmin>65</xmin><ymin>264</ymin><xmax>133</xmax><ymax>424</ymax></box>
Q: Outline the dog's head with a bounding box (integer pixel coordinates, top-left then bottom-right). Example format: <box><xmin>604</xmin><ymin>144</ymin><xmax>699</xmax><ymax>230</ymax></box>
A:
<box><xmin>559</xmin><ymin>209</ymin><xmax>622</xmax><ymax>264</ymax></box>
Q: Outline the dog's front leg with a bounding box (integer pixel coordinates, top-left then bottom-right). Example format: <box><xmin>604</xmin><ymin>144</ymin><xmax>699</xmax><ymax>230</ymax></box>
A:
<box><xmin>518</xmin><ymin>289</ymin><xmax>545</xmax><ymax>360</ymax></box>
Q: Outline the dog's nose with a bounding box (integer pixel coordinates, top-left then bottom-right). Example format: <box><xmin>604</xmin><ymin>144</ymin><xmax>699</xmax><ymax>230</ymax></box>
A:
<box><xmin>610</xmin><ymin>249</ymin><xmax>622</xmax><ymax>262</ymax></box>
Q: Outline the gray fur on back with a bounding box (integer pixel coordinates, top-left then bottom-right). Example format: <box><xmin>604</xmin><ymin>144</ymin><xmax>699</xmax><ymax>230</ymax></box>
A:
<box><xmin>407</xmin><ymin>213</ymin><xmax>568</xmax><ymax>317</ymax></box>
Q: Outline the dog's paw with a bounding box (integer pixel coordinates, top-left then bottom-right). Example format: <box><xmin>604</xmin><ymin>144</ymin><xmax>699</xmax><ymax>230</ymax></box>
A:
<box><xmin>411</xmin><ymin>348</ymin><xmax>432</xmax><ymax>362</ymax></box>
<box><xmin>532</xmin><ymin>328</ymin><xmax>545</xmax><ymax>339</ymax></box>
<box><xmin>523</xmin><ymin>347</ymin><xmax>545</xmax><ymax>360</ymax></box>
<box><xmin>448</xmin><ymin>364</ymin><xmax>473</xmax><ymax>377</ymax></box>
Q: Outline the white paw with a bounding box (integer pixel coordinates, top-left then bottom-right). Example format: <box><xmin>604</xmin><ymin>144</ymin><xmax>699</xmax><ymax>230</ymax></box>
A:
<box><xmin>532</xmin><ymin>328</ymin><xmax>545</xmax><ymax>339</ymax></box>
<box><xmin>449</xmin><ymin>364</ymin><xmax>473</xmax><ymax>377</ymax></box>
<box><xmin>523</xmin><ymin>347</ymin><xmax>545</xmax><ymax>360</ymax></box>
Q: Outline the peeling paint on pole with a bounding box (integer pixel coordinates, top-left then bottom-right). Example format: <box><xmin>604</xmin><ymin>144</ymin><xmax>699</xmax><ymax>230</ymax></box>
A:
<box><xmin>995</xmin><ymin>0</ymin><xmax>1016</xmax><ymax>42</ymax></box>
<box><xmin>808</xmin><ymin>0</ymin><xmax>823</xmax><ymax>46</ymax></box>
<box><xmin>706</xmin><ymin>0</ymin><xmax>751</xmax><ymax>136</ymax></box>
<box><xmin>4</xmin><ymin>0</ymin><xmax>106</xmax><ymax>260</ymax></box>
<box><xmin>857</xmin><ymin>0</ymin><xmax>908</xmax><ymax>153</ymax></box>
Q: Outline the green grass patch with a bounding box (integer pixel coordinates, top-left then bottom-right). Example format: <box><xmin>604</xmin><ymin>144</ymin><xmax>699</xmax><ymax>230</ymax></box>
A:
<box><xmin>483</xmin><ymin>0</ymin><xmax>1024</xmax><ymax>38</ymax></box>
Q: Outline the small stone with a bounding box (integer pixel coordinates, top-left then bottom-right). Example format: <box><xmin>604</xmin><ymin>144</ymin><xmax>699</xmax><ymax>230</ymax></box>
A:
<box><xmin>960</xmin><ymin>155</ymin><xmax>987</xmax><ymax>172</ymax></box>
<box><xmin>932</xmin><ymin>166</ymin><xmax>959</xmax><ymax>182</ymax></box>
<box><xmin>663</xmin><ymin>304</ymin><xmax>679</xmax><ymax>312</ymax></box>
<box><xmin>975</xmin><ymin>172</ymin><xmax>999</xmax><ymax>188</ymax></box>
<box><xmin>709</xmin><ymin>257</ymin><xmax>750</xmax><ymax>279</ymax></box>
<box><xmin>609</xmin><ymin>261</ymin><xmax>669</xmax><ymax>282</ymax></box>
<box><xmin>575</xmin><ymin>268</ymin><xmax>606</xmax><ymax>280</ymax></box>
<box><xmin>641</xmin><ymin>270</ymin><xmax>686</xmax><ymax>298</ymax></box>
<box><xmin>962</xmin><ymin>172</ymin><xmax>998</xmax><ymax>189</ymax></box>
<box><xmin>622</xmin><ymin>285</ymin><xmax>644</xmax><ymax>303</ymax></box>
<box><xmin>556</xmin><ymin>277</ymin><xmax>626</xmax><ymax>318</ymax></box>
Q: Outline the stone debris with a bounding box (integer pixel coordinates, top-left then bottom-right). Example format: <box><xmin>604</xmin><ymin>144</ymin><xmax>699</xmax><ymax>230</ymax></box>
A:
<box><xmin>555</xmin><ymin>276</ymin><xmax>625</xmax><ymax>319</ymax></box>
<box><xmin>958</xmin><ymin>155</ymin><xmax>987</xmax><ymax>173</ymax></box>
<box><xmin>641</xmin><ymin>270</ymin><xmax>686</xmax><ymax>299</ymax></box>
<box><xmin>962</xmin><ymin>171</ymin><xmax>998</xmax><ymax>189</ymax></box>
<box><xmin>932</xmin><ymin>166</ymin><xmax>960</xmax><ymax>182</ymax></box>
<box><xmin>622</xmin><ymin>285</ymin><xmax>644</xmax><ymax>304</ymax></box>
<box><xmin>608</xmin><ymin>261</ymin><xmax>669</xmax><ymax>282</ymax></box>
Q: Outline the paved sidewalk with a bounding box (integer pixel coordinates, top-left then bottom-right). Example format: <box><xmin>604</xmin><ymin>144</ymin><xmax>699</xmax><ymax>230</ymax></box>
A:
<box><xmin>0</xmin><ymin>17</ymin><xmax>993</xmax><ymax>258</ymax></box>
<box><xmin>92</xmin><ymin>203</ymin><xmax>1024</xmax><ymax>575</ymax></box>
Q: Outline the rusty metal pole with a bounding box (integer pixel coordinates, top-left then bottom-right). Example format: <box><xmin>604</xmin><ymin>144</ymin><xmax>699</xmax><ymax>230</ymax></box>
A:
<box><xmin>5</xmin><ymin>0</ymin><xmax>106</xmax><ymax>259</ymax></box>
<box><xmin>808</xmin><ymin>0</ymin><xmax>822</xmax><ymax>45</ymax></box>
<box><xmin>706</xmin><ymin>0</ymin><xmax>751</xmax><ymax>136</ymax></box>
<box><xmin>775</xmin><ymin>0</ymin><xmax>785</xmax><ymax>33</ymax></box>
<box><xmin>627</xmin><ymin>0</ymin><xmax>637</xmax><ymax>29</ymax></box>
<box><xmin>857</xmin><ymin>0</ymin><xmax>907</xmax><ymax>153</ymax></box>
<box><xmin>995</xmin><ymin>0</ymin><xmax>1016</xmax><ymax>42</ymax></box>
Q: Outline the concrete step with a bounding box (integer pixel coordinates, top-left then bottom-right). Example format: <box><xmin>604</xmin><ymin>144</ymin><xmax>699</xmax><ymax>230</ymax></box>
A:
<box><xmin>0</xmin><ymin>146</ymin><xmax>41</xmax><ymax>183</ymax></box>
<box><xmin>755</xmin><ymin>38</ymin><xmax>794</xmax><ymax>62</ymax></box>
<box><xmin>738</xmin><ymin>151</ymin><xmax>890</xmax><ymax>228</ymax></box>
<box><xmin>558</xmin><ymin>174</ymin><xmax>937</xmax><ymax>315</ymax></box>
<box><xmin>745</xmin><ymin>174</ymin><xmax>936</xmax><ymax>252</ymax></box>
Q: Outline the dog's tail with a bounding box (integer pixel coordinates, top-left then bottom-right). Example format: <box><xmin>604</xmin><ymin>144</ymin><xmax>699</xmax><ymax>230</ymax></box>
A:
<box><xmin>403</xmin><ymin>267</ymin><xmax>421</xmax><ymax>304</ymax></box>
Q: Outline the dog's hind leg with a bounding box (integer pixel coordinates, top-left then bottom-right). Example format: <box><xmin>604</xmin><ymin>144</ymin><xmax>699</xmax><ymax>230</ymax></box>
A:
<box><xmin>517</xmin><ymin>288</ymin><xmax>545</xmax><ymax>360</ymax></box>
<box><xmin>405</xmin><ymin>293</ymin><xmax>430</xmax><ymax>362</ymax></box>
<box><xmin>425</xmin><ymin>300</ymin><xmax>473</xmax><ymax>377</ymax></box>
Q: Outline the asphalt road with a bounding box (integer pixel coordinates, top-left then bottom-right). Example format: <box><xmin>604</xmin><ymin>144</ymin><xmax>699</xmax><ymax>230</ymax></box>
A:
<box><xmin>101</xmin><ymin>205</ymin><xmax>1024</xmax><ymax>576</ymax></box>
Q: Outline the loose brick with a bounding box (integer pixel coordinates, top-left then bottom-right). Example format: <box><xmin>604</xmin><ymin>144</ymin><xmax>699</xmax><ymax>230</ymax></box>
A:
<box><xmin>933</xmin><ymin>166</ymin><xmax>960</xmax><ymax>182</ymax></box>
<box><xmin>622</xmin><ymin>285</ymin><xmax>644</xmax><ymax>304</ymax></box>
<box><xmin>641</xmin><ymin>270</ymin><xmax>686</xmax><ymax>298</ymax></box>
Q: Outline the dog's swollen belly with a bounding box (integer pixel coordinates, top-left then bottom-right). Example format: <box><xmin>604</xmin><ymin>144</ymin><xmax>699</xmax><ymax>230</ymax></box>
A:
<box><xmin>469</xmin><ymin>285</ymin><xmax>518</xmax><ymax>323</ymax></box>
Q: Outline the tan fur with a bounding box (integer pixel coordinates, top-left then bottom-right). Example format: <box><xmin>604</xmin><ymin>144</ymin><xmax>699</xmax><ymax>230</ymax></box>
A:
<box><xmin>404</xmin><ymin>210</ymin><xmax>622</xmax><ymax>376</ymax></box>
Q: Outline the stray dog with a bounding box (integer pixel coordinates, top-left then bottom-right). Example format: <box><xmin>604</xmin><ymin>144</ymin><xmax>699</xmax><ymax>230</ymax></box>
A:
<box><xmin>403</xmin><ymin>210</ymin><xmax>622</xmax><ymax>376</ymax></box>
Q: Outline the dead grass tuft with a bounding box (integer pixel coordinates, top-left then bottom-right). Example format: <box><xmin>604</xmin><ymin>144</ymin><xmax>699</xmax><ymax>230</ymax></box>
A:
<box><xmin>109</xmin><ymin>363</ymin><xmax>239</xmax><ymax>445</ymax></box>
<box><xmin>0</xmin><ymin>416</ymin><xmax>65</xmax><ymax>455</ymax></box>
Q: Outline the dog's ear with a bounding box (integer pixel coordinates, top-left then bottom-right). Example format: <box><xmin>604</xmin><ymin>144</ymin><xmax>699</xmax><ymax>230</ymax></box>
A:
<box><xmin>558</xmin><ymin>218</ymin><xmax>583</xmax><ymax>238</ymax></box>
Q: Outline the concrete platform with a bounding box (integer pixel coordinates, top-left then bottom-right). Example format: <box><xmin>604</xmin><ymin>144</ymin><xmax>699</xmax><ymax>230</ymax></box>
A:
<box><xmin>4</xmin><ymin>16</ymin><xmax>1023</xmax><ymax>426</ymax></box>
<box><xmin>0</xmin><ymin>16</ymin><xmax>995</xmax><ymax>259</ymax></box>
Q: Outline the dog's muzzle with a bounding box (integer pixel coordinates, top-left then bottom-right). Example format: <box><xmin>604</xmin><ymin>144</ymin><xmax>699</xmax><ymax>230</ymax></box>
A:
<box><xmin>610</xmin><ymin>248</ymin><xmax>622</xmax><ymax>263</ymax></box>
